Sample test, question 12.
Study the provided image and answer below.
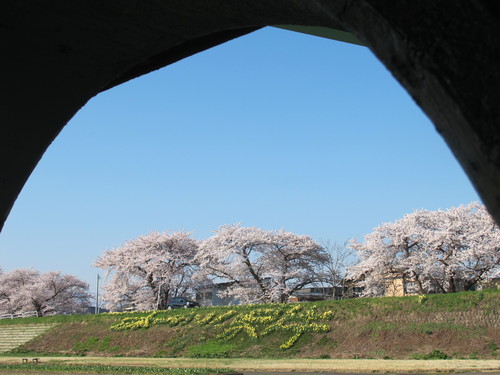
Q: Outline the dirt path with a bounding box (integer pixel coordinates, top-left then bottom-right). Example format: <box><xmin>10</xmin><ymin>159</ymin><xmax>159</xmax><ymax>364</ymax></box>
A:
<box><xmin>0</xmin><ymin>356</ymin><xmax>499</xmax><ymax>373</ymax></box>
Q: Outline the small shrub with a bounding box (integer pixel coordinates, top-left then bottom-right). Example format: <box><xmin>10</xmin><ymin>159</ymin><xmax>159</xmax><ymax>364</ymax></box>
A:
<box><xmin>417</xmin><ymin>295</ymin><xmax>427</xmax><ymax>304</ymax></box>
<box><xmin>317</xmin><ymin>336</ymin><xmax>338</xmax><ymax>348</ymax></box>
<box><xmin>72</xmin><ymin>336</ymin><xmax>100</xmax><ymax>353</ymax></box>
<box><xmin>486</xmin><ymin>341</ymin><xmax>498</xmax><ymax>356</ymax></box>
<box><xmin>99</xmin><ymin>337</ymin><xmax>111</xmax><ymax>351</ymax></box>
<box><xmin>188</xmin><ymin>343</ymin><xmax>235</xmax><ymax>358</ymax></box>
<box><xmin>412</xmin><ymin>349</ymin><xmax>451</xmax><ymax>360</ymax></box>
<box><xmin>469</xmin><ymin>351</ymin><xmax>479</xmax><ymax>359</ymax></box>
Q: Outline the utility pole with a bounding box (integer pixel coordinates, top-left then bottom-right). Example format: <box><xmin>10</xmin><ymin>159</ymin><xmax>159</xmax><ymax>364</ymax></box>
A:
<box><xmin>96</xmin><ymin>274</ymin><xmax>100</xmax><ymax>314</ymax></box>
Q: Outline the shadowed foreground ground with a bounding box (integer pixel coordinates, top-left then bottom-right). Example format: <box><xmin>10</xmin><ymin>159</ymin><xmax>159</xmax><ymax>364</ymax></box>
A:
<box><xmin>0</xmin><ymin>356</ymin><xmax>499</xmax><ymax>373</ymax></box>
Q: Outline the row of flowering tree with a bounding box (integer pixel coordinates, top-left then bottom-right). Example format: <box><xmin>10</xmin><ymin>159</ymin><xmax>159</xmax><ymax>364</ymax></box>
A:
<box><xmin>347</xmin><ymin>202</ymin><xmax>500</xmax><ymax>296</ymax></box>
<box><xmin>0</xmin><ymin>268</ymin><xmax>91</xmax><ymax>316</ymax></box>
<box><xmin>94</xmin><ymin>225</ymin><xmax>333</xmax><ymax>310</ymax></box>
<box><xmin>95</xmin><ymin>203</ymin><xmax>499</xmax><ymax>311</ymax></box>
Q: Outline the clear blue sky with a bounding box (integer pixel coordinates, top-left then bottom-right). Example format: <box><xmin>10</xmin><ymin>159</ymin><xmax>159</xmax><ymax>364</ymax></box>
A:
<box><xmin>0</xmin><ymin>27</ymin><xmax>479</xmax><ymax>294</ymax></box>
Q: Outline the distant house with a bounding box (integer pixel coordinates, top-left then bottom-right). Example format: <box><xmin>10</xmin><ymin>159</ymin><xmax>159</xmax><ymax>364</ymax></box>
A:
<box><xmin>383</xmin><ymin>274</ymin><xmax>419</xmax><ymax>297</ymax></box>
<box><xmin>341</xmin><ymin>280</ymin><xmax>365</xmax><ymax>299</ymax></box>
<box><xmin>290</xmin><ymin>284</ymin><xmax>363</xmax><ymax>302</ymax></box>
<box><xmin>195</xmin><ymin>282</ymin><xmax>240</xmax><ymax>307</ymax></box>
<box><xmin>382</xmin><ymin>272</ymin><xmax>500</xmax><ymax>297</ymax></box>
<box><xmin>86</xmin><ymin>306</ymin><xmax>110</xmax><ymax>314</ymax></box>
<box><xmin>290</xmin><ymin>287</ymin><xmax>335</xmax><ymax>302</ymax></box>
<box><xmin>476</xmin><ymin>278</ymin><xmax>500</xmax><ymax>291</ymax></box>
<box><xmin>195</xmin><ymin>279</ymin><xmax>364</xmax><ymax>306</ymax></box>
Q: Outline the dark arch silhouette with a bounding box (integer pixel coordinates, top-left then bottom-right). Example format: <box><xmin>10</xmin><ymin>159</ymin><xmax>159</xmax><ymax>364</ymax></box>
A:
<box><xmin>1</xmin><ymin>1</ymin><xmax>499</xmax><ymax>231</ymax></box>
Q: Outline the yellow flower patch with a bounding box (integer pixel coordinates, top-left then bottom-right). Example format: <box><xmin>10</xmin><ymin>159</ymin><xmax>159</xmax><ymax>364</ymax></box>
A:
<box><xmin>110</xmin><ymin>303</ymin><xmax>334</xmax><ymax>349</ymax></box>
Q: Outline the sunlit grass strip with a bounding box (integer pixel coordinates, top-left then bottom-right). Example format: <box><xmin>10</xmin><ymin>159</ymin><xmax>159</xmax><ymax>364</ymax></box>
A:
<box><xmin>0</xmin><ymin>363</ymin><xmax>229</xmax><ymax>374</ymax></box>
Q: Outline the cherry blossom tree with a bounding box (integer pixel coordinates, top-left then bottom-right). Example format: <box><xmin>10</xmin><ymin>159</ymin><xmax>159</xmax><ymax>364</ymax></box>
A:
<box><xmin>0</xmin><ymin>269</ymin><xmax>90</xmax><ymax>316</ymax></box>
<box><xmin>196</xmin><ymin>224</ymin><xmax>327</xmax><ymax>303</ymax></box>
<box><xmin>348</xmin><ymin>203</ymin><xmax>500</xmax><ymax>296</ymax></box>
<box><xmin>94</xmin><ymin>231</ymin><xmax>199</xmax><ymax>311</ymax></box>
<box><xmin>0</xmin><ymin>268</ymin><xmax>38</xmax><ymax>314</ymax></box>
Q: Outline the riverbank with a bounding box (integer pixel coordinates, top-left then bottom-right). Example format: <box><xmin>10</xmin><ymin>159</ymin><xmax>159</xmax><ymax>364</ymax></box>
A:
<box><xmin>2</xmin><ymin>290</ymin><xmax>499</xmax><ymax>360</ymax></box>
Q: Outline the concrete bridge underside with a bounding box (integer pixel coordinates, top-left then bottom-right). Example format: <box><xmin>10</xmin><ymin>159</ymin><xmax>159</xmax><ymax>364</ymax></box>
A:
<box><xmin>1</xmin><ymin>1</ymin><xmax>500</xmax><ymax>231</ymax></box>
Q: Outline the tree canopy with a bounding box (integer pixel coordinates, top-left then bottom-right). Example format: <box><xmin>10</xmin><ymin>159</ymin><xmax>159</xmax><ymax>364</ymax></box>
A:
<box><xmin>348</xmin><ymin>202</ymin><xmax>500</xmax><ymax>296</ymax></box>
<box><xmin>196</xmin><ymin>224</ymin><xmax>327</xmax><ymax>303</ymax></box>
<box><xmin>94</xmin><ymin>231</ymin><xmax>199</xmax><ymax>310</ymax></box>
<box><xmin>0</xmin><ymin>269</ymin><xmax>90</xmax><ymax>316</ymax></box>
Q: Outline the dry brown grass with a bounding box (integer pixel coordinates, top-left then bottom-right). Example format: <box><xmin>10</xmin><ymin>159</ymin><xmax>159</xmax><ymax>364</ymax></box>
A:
<box><xmin>0</xmin><ymin>356</ymin><xmax>499</xmax><ymax>373</ymax></box>
<box><xmin>16</xmin><ymin>315</ymin><xmax>500</xmax><ymax>359</ymax></box>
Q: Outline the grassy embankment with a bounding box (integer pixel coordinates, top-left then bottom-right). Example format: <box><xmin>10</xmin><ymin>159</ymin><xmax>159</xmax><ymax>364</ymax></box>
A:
<box><xmin>1</xmin><ymin>289</ymin><xmax>498</xmax><ymax>360</ymax></box>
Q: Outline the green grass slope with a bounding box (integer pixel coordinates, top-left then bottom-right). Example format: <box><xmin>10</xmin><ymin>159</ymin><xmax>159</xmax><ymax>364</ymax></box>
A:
<box><xmin>1</xmin><ymin>290</ymin><xmax>498</xmax><ymax>359</ymax></box>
